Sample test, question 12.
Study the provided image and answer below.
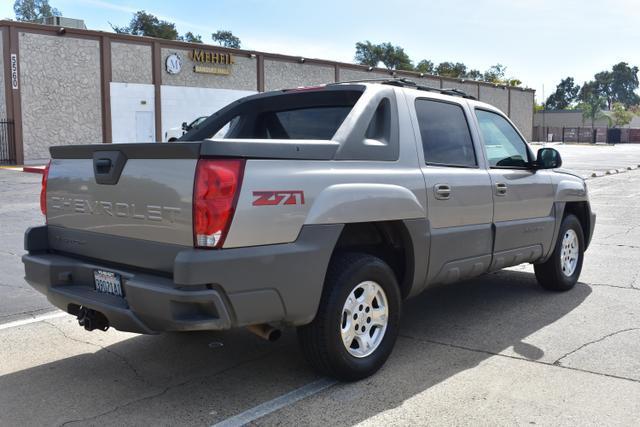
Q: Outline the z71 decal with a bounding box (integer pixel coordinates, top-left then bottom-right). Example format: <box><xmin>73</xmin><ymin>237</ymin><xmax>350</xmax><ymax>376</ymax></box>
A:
<box><xmin>252</xmin><ymin>191</ymin><xmax>305</xmax><ymax>206</ymax></box>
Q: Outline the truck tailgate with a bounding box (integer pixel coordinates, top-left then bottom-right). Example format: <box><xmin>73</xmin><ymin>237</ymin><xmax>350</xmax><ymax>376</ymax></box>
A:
<box><xmin>46</xmin><ymin>154</ymin><xmax>196</xmax><ymax>247</ymax></box>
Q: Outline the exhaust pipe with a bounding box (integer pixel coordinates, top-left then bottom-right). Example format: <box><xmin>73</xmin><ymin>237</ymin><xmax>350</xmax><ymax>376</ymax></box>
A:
<box><xmin>247</xmin><ymin>324</ymin><xmax>281</xmax><ymax>342</ymax></box>
<box><xmin>76</xmin><ymin>306</ymin><xmax>110</xmax><ymax>332</ymax></box>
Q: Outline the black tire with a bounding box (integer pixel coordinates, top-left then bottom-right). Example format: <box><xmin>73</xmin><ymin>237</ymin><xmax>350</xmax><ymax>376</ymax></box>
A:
<box><xmin>534</xmin><ymin>214</ymin><xmax>585</xmax><ymax>291</ymax></box>
<box><xmin>297</xmin><ymin>252</ymin><xmax>402</xmax><ymax>381</ymax></box>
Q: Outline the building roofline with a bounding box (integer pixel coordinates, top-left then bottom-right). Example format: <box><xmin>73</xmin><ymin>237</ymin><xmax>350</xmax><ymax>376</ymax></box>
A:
<box><xmin>0</xmin><ymin>19</ymin><xmax>535</xmax><ymax>93</ymax></box>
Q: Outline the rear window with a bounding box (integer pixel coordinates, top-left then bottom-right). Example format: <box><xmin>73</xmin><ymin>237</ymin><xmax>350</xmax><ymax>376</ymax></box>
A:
<box><xmin>223</xmin><ymin>106</ymin><xmax>352</xmax><ymax>140</ymax></box>
<box><xmin>182</xmin><ymin>87</ymin><xmax>364</xmax><ymax>141</ymax></box>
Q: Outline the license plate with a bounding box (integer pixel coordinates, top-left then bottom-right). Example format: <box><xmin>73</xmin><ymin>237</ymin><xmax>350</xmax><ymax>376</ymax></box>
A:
<box><xmin>94</xmin><ymin>269</ymin><xmax>123</xmax><ymax>297</ymax></box>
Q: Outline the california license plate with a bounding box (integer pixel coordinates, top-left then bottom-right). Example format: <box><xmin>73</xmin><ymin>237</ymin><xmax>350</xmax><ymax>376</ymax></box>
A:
<box><xmin>93</xmin><ymin>269</ymin><xmax>123</xmax><ymax>297</ymax></box>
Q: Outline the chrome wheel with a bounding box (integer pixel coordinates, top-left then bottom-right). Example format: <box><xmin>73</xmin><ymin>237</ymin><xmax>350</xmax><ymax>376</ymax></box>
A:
<box><xmin>560</xmin><ymin>229</ymin><xmax>579</xmax><ymax>277</ymax></box>
<box><xmin>340</xmin><ymin>281</ymin><xmax>388</xmax><ymax>358</ymax></box>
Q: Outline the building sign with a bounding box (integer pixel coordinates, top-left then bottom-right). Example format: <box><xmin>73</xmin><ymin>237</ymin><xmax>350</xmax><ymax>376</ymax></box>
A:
<box><xmin>189</xmin><ymin>49</ymin><xmax>234</xmax><ymax>75</ymax></box>
<box><xmin>165</xmin><ymin>53</ymin><xmax>182</xmax><ymax>74</ymax></box>
<box><xmin>10</xmin><ymin>54</ymin><xmax>18</xmax><ymax>89</ymax></box>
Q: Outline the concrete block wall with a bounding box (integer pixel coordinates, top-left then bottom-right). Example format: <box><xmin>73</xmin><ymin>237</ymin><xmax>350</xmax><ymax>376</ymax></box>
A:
<box><xmin>111</xmin><ymin>42</ymin><xmax>152</xmax><ymax>84</ymax></box>
<box><xmin>264</xmin><ymin>60</ymin><xmax>334</xmax><ymax>91</ymax></box>
<box><xmin>19</xmin><ymin>32</ymin><xmax>102</xmax><ymax>160</ymax></box>
<box><xmin>509</xmin><ymin>89</ymin><xmax>534</xmax><ymax>141</ymax></box>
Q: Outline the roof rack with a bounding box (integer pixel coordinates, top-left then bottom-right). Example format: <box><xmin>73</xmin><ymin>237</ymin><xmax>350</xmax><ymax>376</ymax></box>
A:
<box><xmin>330</xmin><ymin>77</ymin><xmax>477</xmax><ymax>100</ymax></box>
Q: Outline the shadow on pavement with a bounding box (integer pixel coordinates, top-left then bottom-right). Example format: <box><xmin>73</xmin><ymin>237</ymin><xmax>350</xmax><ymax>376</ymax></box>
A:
<box><xmin>0</xmin><ymin>269</ymin><xmax>591</xmax><ymax>426</ymax></box>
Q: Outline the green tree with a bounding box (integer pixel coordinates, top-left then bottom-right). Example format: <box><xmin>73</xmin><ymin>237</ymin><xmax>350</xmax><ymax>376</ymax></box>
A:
<box><xmin>545</xmin><ymin>77</ymin><xmax>581</xmax><ymax>110</ymax></box>
<box><xmin>377</xmin><ymin>42</ymin><xmax>413</xmax><ymax>71</ymax></box>
<box><xmin>436</xmin><ymin>62</ymin><xmax>467</xmax><ymax>78</ymax></box>
<box><xmin>181</xmin><ymin>32</ymin><xmax>202</xmax><ymax>43</ymax></box>
<box><xmin>111</xmin><ymin>11</ymin><xmax>179</xmax><ymax>40</ymax></box>
<box><xmin>415</xmin><ymin>59</ymin><xmax>434</xmax><ymax>74</ymax></box>
<box><xmin>589</xmin><ymin>63</ymin><xmax>640</xmax><ymax>110</ymax></box>
<box><xmin>483</xmin><ymin>64</ymin><xmax>507</xmax><ymax>83</ymax></box>
<box><xmin>354</xmin><ymin>41</ymin><xmax>382</xmax><ymax>67</ymax></box>
<box><xmin>465</xmin><ymin>69</ymin><xmax>483</xmax><ymax>80</ymax></box>
<box><xmin>211</xmin><ymin>30</ymin><xmax>241</xmax><ymax>48</ymax></box>
<box><xmin>578</xmin><ymin>81</ymin><xmax>608</xmax><ymax>128</ymax></box>
<box><xmin>13</xmin><ymin>0</ymin><xmax>60</xmax><ymax>21</ymax></box>
<box><xmin>611</xmin><ymin>102</ymin><xmax>634</xmax><ymax>127</ymax></box>
<box><xmin>610</xmin><ymin>62</ymin><xmax>640</xmax><ymax>107</ymax></box>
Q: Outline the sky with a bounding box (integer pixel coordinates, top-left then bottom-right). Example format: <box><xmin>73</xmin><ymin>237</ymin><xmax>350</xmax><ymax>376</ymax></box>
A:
<box><xmin>2</xmin><ymin>0</ymin><xmax>639</xmax><ymax>103</ymax></box>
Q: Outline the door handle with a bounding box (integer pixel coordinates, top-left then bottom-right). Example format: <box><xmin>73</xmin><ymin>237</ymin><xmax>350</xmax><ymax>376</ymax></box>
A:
<box><xmin>495</xmin><ymin>183</ymin><xmax>508</xmax><ymax>196</ymax></box>
<box><xmin>434</xmin><ymin>184</ymin><xmax>451</xmax><ymax>200</ymax></box>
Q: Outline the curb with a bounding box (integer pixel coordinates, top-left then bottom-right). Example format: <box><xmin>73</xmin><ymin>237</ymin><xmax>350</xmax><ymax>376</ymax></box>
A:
<box><xmin>589</xmin><ymin>165</ymin><xmax>639</xmax><ymax>179</ymax></box>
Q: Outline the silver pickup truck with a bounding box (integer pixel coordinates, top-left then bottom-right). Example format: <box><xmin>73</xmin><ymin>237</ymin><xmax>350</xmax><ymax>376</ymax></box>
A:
<box><xmin>23</xmin><ymin>79</ymin><xmax>595</xmax><ymax>381</ymax></box>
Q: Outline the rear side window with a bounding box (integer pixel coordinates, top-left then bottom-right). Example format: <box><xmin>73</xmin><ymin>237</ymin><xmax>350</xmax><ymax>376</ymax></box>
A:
<box><xmin>415</xmin><ymin>99</ymin><xmax>476</xmax><ymax>167</ymax></box>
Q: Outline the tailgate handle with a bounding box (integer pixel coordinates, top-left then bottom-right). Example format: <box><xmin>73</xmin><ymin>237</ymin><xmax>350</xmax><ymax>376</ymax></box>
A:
<box><xmin>95</xmin><ymin>158</ymin><xmax>112</xmax><ymax>174</ymax></box>
<box><xmin>93</xmin><ymin>151</ymin><xmax>127</xmax><ymax>185</ymax></box>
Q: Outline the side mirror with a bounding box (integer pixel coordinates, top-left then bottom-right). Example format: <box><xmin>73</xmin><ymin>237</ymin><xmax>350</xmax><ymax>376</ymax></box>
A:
<box><xmin>181</xmin><ymin>121</ymin><xmax>188</xmax><ymax>131</ymax></box>
<box><xmin>535</xmin><ymin>147</ymin><xmax>562</xmax><ymax>169</ymax></box>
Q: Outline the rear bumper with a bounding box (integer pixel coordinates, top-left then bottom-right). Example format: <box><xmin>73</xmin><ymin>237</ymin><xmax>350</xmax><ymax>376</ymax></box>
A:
<box><xmin>23</xmin><ymin>224</ymin><xmax>342</xmax><ymax>334</ymax></box>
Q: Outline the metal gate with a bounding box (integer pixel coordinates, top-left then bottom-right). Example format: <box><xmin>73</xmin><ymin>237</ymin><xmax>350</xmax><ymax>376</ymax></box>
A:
<box><xmin>0</xmin><ymin>120</ymin><xmax>16</xmax><ymax>165</ymax></box>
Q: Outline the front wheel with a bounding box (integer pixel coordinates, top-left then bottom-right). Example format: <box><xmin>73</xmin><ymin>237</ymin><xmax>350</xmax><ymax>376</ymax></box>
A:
<box><xmin>534</xmin><ymin>214</ymin><xmax>585</xmax><ymax>291</ymax></box>
<box><xmin>297</xmin><ymin>253</ymin><xmax>401</xmax><ymax>381</ymax></box>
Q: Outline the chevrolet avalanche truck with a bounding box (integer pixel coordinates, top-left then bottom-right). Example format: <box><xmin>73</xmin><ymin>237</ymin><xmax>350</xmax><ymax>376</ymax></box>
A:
<box><xmin>23</xmin><ymin>79</ymin><xmax>595</xmax><ymax>381</ymax></box>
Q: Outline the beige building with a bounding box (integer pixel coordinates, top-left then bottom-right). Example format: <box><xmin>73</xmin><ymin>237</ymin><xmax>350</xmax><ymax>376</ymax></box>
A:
<box><xmin>0</xmin><ymin>20</ymin><xmax>535</xmax><ymax>164</ymax></box>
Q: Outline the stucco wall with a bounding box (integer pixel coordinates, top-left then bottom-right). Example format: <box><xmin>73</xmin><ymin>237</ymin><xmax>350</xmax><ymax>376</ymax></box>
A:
<box><xmin>337</xmin><ymin>68</ymin><xmax>441</xmax><ymax>89</ymax></box>
<box><xmin>0</xmin><ymin>30</ymin><xmax>6</xmax><ymax>120</ymax></box>
<box><xmin>442</xmin><ymin>80</ymin><xmax>479</xmax><ymax>99</ymax></box>
<box><xmin>338</xmin><ymin>68</ymin><xmax>390</xmax><ymax>82</ymax></box>
<box><xmin>478</xmin><ymin>85</ymin><xmax>509</xmax><ymax>114</ymax></box>
<box><xmin>508</xmin><ymin>89</ymin><xmax>534</xmax><ymax>140</ymax></box>
<box><xmin>111</xmin><ymin>42</ymin><xmax>152</xmax><ymax>84</ymax></box>
<box><xmin>161</xmin><ymin>48</ymin><xmax>256</xmax><ymax>91</ymax></box>
<box><xmin>264</xmin><ymin>60</ymin><xmax>334</xmax><ymax>91</ymax></box>
<box><xmin>19</xmin><ymin>32</ymin><xmax>102</xmax><ymax>161</ymax></box>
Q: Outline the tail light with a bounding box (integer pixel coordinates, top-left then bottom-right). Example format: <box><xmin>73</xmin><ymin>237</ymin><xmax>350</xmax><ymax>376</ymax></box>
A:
<box><xmin>40</xmin><ymin>161</ymin><xmax>51</xmax><ymax>218</ymax></box>
<box><xmin>193</xmin><ymin>158</ymin><xmax>245</xmax><ymax>248</ymax></box>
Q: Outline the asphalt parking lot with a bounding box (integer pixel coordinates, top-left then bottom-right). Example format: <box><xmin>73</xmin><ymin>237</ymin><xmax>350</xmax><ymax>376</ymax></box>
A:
<box><xmin>1</xmin><ymin>144</ymin><xmax>639</xmax><ymax>426</ymax></box>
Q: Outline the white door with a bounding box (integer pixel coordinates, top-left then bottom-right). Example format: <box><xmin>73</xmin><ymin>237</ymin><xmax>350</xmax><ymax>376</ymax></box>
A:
<box><xmin>135</xmin><ymin>111</ymin><xmax>155</xmax><ymax>142</ymax></box>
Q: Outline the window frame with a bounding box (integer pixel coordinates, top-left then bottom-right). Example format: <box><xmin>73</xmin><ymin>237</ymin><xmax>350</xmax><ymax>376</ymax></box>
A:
<box><xmin>414</xmin><ymin>97</ymin><xmax>479</xmax><ymax>169</ymax></box>
<box><xmin>474</xmin><ymin>107</ymin><xmax>534</xmax><ymax>170</ymax></box>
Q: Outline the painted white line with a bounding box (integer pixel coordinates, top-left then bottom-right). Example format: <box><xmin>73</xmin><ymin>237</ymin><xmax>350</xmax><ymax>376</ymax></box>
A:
<box><xmin>0</xmin><ymin>311</ymin><xmax>67</xmax><ymax>331</ymax></box>
<box><xmin>212</xmin><ymin>378</ymin><xmax>337</xmax><ymax>427</ymax></box>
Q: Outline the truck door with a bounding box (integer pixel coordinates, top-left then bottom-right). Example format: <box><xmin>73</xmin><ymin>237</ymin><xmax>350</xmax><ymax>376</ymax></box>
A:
<box><xmin>411</xmin><ymin>98</ymin><xmax>494</xmax><ymax>285</ymax></box>
<box><xmin>473</xmin><ymin>108</ymin><xmax>556</xmax><ymax>270</ymax></box>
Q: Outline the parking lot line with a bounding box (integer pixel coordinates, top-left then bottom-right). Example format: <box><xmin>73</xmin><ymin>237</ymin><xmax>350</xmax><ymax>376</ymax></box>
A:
<box><xmin>211</xmin><ymin>378</ymin><xmax>337</xmax><ymax>427</ymax></box>
<box><xmin>0</xmin><ymin>311</ymin><xmax>67</xmax><ymax>331</ymax></box>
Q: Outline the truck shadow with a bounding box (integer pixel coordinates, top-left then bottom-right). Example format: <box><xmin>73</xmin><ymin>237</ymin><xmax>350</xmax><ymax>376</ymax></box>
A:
<box><xmin>0</xmin><ymin>269</ymin><xmax>591</xmax><ymax>426</ymax></box>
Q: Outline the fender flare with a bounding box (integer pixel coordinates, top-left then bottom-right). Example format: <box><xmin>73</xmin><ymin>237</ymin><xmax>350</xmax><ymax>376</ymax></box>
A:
<box><xmin>304</xmin><ymin>183</ymin><xmax>425</xmax><ymax>225</ymax></box>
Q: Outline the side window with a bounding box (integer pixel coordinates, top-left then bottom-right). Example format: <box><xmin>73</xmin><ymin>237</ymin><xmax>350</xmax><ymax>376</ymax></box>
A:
<box><xmin>475</xmin><ymin>110</ymin><xmax>530</xmax><ymax>168</ymax></box>
<box><xmin>415</xmin><ymin>99</ymin><xmax>476</xmax><ymax>167</ymax></box>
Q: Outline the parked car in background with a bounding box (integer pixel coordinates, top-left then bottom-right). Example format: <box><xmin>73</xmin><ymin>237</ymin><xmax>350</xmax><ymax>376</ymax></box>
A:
<box><xmin>164</xmin><ymin>116</ymin><xmax>208</xmax><ymax>142</ymax></box>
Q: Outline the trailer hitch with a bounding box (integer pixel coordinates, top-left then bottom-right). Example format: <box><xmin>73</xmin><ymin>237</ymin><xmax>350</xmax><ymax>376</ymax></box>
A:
<box><xmin>76</xmin><ymin>306</ymin><xmax>110</xmax><ymax>332</ymax></box>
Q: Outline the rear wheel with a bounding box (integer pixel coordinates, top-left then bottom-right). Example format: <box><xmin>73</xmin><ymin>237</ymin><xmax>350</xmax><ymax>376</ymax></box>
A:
<box><xmin>297</xmin><ymin>253</ymin><xmax>401</xmax><ymax>381</ymax></box>
<box><xmin>534</xmin><ymin>214</ymin><xmax>584</xmax><ymax>291</ymax></box>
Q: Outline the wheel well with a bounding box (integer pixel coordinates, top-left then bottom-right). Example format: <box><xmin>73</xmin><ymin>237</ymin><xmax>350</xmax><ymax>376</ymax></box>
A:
<box><xmin>168</xmin><ymin>137</ymin><xmax>178</xmax><ymax>142</ymax></box>
<box><xmin>332</xmin><ymin>221</ymin><xmax>414</xmax><ymax>299</ymax></box>
<box><xmin>563</xmin><ymin>201</ymin><xmax>591</xmax><ymax>248</ymax></box>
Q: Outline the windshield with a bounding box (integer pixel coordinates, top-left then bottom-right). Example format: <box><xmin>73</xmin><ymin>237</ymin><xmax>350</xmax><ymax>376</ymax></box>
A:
<box><xmin>190</xmin><ymin>116</ymin><xmax>208</xmax><ymax>128</ymax></box>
